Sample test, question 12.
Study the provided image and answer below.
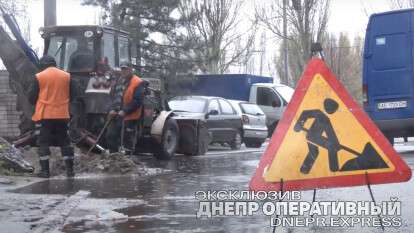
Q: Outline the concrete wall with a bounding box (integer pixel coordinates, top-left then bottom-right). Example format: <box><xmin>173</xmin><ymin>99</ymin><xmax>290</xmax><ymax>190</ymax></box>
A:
<box><xmin>0</xmin><ymin>70</ymin><xmax>21</xmax><ymax>138</ymax></box>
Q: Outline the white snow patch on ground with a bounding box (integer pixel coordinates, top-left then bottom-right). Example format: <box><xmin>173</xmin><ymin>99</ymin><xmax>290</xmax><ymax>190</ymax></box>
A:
<box><xmin>242</xmin><ymin>160</ymin><xmax>260</xmax><ymax>167</ymax></box>
<box><xmin>215</xmin><ymin>175</ymin><xmax>251</xmax><ymax>183</ymax></box>
<box><xmin>66</xmin><ymin>197</ymin><xmax>145</xmax><ymax>224</ymax></box>
<box><xmin>144</xmin><ymin>167</ymin><xmax>168</xmax><ymax>176</ymax></box>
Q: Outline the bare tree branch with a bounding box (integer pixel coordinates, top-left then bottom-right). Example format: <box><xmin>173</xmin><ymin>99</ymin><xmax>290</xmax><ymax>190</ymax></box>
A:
<box><xmin>179</xmin><ymin>0</ymin><xmax>257</xmax><ymax>74</ymax></box>
<box><xmin>389</xmin><ymin>0</ymin><xmax>414</xmax><ymax>9</ymax></box>
<box><xmin>257</xmin><ymin>0</ymin><xmax>330</xmax><ymax>86</ymax></box>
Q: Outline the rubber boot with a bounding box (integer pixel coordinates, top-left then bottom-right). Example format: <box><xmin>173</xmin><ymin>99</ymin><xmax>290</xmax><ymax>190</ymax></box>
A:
<box><xmin>37</xmin><ymin>160</ymin><xmax>50</xmax><ymax>178</ymax></box>
<box><xmin>62</xmin><ymin>146</ymin><xmax>75</xmax><ymax>178</ymax></box>
<box><xmin>65</xmin><ymin>159</ymin><xmax>75</xmax><ymax>178</ymax></box>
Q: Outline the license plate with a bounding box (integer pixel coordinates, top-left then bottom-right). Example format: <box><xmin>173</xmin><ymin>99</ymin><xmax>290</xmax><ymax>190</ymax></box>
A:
<box><xmin>377</xmin><ymin>101</ymin><xmax>407</xmax><ymax>110</ymax></box>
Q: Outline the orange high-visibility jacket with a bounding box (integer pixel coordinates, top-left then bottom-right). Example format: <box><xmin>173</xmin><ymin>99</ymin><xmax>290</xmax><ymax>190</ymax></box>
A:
<box><xmin>32</xmin><ymin>67</ymin><xmax>70</xmax><ymax>121</ymax></box>
<box><xmin>123</xmin><ymin>75</ymin><xmax>143</xmax><ymax>121</ymax></box>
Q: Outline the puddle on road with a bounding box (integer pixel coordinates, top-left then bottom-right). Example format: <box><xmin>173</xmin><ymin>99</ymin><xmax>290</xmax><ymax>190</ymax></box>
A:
<box><xmin>6</xmin><ymin>149</ymin><xmax>414</xmax><ymax>233</ymax></box>
<box><xmin>8</xmin><ymin>152</ymin><xmax>264</xmax><ymax>233</ymax></box>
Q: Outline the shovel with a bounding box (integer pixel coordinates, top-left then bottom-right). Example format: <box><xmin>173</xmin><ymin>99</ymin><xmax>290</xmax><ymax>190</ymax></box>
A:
<box><xmin>119</xmin><ymin>120</ymin><xmax>126</xmax><ymax>154</ymax></box>
<box><xmin>299</xmin><ymin>127</ymin><xmax>388</xmax><ymax>172</ymax></box>
<box><xmin>86</xmin><ymin>115</ymin><xmax>114</xmax><ymax>156</ymax></box>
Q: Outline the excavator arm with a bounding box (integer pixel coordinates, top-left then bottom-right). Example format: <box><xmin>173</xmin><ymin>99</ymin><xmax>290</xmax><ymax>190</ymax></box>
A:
<box><xmin>0</xmin><ymin>25</ymin><xmax>37</xmax><ymax>126</ymax></box>
<box><xmin>0</xmin><ymin>6</ymin><xmax>40</xmax><ymax>126</ymax></box>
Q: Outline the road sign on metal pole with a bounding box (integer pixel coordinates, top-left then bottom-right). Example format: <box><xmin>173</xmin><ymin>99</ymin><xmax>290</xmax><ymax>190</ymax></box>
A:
<box><xmin>44</xmin><ymin>0</ymin><xmax>56</xmax><ymax>27</ymax></box>
<box><xmin>250</xmin><ymin>58</ymin><xmax>412</xmax><ymax>191</ymax></box>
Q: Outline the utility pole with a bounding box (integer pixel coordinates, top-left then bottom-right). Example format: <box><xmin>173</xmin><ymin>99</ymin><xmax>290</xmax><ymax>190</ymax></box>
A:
<box><xmin>260</xmin><ymin>32</ymin><xmax>266</xmax><ymax>76</ymax></box>
<box><xmin>44</xmin><ymin>0</ymin><xmax>56</xmax><ymax>26</ymax></box>
<box><xmin>136</xmin><ymin>15</ymin><xmax>142</xmax><ymax>75</ymax></box>
<box><xmin>282</xmin><ymin>0</ymin><xmax>289</xmax><ymax>85</ymax></box>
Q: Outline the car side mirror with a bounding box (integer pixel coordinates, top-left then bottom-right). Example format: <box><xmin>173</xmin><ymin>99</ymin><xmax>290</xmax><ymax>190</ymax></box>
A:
<box><xmin>210</xmin><ymin>109</ymin><xmax>219</xmax><ymax>115</ymax></box>
<box><xmin>205</xmin><ymin>109</ymin><xmax>219</xmax><ymax>119</ymax></box>
<box><xmin>271</xmin><ymin>101</ymin><xmax>280</xmax><ymax>108</ymax></box>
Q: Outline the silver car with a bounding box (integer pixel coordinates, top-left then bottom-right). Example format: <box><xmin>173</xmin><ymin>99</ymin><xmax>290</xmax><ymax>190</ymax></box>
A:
<box><xmin>229</xmin><ymin>100</ymin><xmax>268</xmax><ymax>148</ymax></box>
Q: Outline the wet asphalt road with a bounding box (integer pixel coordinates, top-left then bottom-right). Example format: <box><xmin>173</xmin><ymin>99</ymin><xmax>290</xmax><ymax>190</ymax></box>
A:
<box><xmin>2</xmin><ymin>141</ymin><xmax>414</xmax><ymax>233</ymax></box>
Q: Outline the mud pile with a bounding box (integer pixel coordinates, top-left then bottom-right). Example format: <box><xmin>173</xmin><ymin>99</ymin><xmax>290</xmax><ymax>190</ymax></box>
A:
<box><xmin>0</xmin><ymin>137</ymin><xmax>34</xmax><ymax>174</ymax></box>
<box><xmin>22</xmin><ymin>147</ymin><xmax>148</xmax><ymax>177</ymax></box>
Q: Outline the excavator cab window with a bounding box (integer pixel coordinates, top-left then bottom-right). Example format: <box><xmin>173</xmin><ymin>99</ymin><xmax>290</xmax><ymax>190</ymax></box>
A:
<box><xmin>118</xmin><ymin>36</ymin><xmax>130</xmax><ymax>65</ymax></box>
<box><xmin>43</xmin><ymin>27</ymin><xmax>132</xmax><ymax>74</ymax></box>
<box><xmin>101</xmin><ymin>32</ymin><xmax>115</xmax><ymax>69</ymax></box>
<box><xmin>46</xmin><ymin>34</ymin><xmax>96</xmax><ymax>73</ymax></box>
<box><xmin>100</xmin><ymin>33</ymin><xmax>130</xmax><ymax>69</ymax></box>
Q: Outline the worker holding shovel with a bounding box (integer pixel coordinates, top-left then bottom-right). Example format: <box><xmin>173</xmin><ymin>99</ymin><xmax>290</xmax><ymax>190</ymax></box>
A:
<box><xmin>294</xmin><ymin>98</ymin><xmax>389</xmax><ymax>174</ymax></box>
<box><xmin>105</xmin><ymin>62</ymin><xmax>145</xmax><ymax>154</ymax></box>
<box><xmin>294</xmin><ymin>98</ymin><xmax>341</xmax><ymax>174</ymax></box>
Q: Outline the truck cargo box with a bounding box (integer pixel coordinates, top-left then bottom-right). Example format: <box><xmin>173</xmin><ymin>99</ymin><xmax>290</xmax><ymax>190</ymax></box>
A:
<box><xmin>192</xmin><ymin>74</ymin><xmax>273</xmax><ymax>101</ymax></box>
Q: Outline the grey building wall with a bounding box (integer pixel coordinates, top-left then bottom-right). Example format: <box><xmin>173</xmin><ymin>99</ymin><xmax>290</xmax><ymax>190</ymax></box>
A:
<box><xmin>0</xmin><ymin>70</ymin><xmax>21</xmax><ymax>138</ymax></box>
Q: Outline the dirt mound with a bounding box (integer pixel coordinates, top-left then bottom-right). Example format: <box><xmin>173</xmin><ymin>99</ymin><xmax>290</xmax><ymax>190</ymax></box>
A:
<box><xmin>22</xmin><ymin>147</ymin><xmax>147</xmax><ymax>177</ymax></box>
<box><xmin>0</xmin><ymin>138</ymin><xmax>34</xmax><ymax>174</ymax></box>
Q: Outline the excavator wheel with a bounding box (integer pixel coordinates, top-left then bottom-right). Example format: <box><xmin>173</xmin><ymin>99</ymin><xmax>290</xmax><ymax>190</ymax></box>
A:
<box><xmin>153</xmin><ymin>118</ymin><xmax>179</xmax><ymax>160</ymax></box>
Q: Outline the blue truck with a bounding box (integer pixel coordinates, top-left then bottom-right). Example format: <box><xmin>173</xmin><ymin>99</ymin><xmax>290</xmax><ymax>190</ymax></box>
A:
<box><xmin>191</xmin><ymin>74</ymin><xmax>294</xmax><ymax>134</ymax></box>
<box><xmin>363</xmin><ymin>9</ymin><xmax>414</xmax><ymax>144</ymax></box>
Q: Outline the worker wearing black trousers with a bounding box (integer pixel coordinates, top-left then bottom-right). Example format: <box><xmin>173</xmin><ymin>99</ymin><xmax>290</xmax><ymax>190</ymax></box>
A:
<box><xmin>105</xmin><ymin>62</ymin><xmax>145</xmax><ymax>154</ymax></box>
<box><xmin>29</xmin><ymin>55</ymin><xmax>77</xmax><ymax>178</ymax></box>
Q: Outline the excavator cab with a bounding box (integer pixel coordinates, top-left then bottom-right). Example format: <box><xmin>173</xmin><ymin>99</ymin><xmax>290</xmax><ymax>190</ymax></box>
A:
<box><xmin>41</xmin><ymin>25</ymin><xmax>132</xmax><ymax>73</ymax></box>
<box><xmin>40</xmin><ymin>26</ymin><xmax>135</xmax><ymax>134</ymax></box>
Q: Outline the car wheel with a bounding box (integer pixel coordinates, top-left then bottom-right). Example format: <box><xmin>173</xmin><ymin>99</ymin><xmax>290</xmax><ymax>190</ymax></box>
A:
<box><xmin>154</xmin><ymin>118</ymin><xmax>179</xmax><ymax>160</ymax></box>
<box><xmin>230</xmin><ymin>131</ymin><xmax>242</xmax><ymax>150</ymax></box>
<box><xmin>245</xmin><ymin>139</ymin><xmax>263</xmax><ymax>148</ymax></box>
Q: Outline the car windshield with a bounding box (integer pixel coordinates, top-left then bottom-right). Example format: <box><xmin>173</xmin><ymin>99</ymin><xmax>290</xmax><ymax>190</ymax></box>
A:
<box><xmin>274</xmin><ymin>85</ymin><xmax>294</xmax><ymax>102</ymax></box>
<box><xmin>168</xmin><ymin>97</ymin><xmax>207</xmax><ymax>113</ymax></box>
<box><xmin>46</xmin><ymin>34</ymin><xmax>95</xmax><ymax>72</ymax></box>
<box><xmin>240</xmin><ymin>103</ymin><xmax>264</xmax><ymax>115</ymax></box>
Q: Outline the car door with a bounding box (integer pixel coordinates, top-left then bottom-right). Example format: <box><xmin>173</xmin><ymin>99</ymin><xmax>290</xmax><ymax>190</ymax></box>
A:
<box><xmin>256</xmin><ymin>86</ymin><xmax>284</xmax><ymax>127</ymax></box>
<box><xmin>218</xmin><ymin>99</ymin><xmax>242</xmax><ymax>141</ymax></box>
<box><xmin>206</xmin><ymin>99</ymin><xmax>222</xmax><ymax>142</ymax></box>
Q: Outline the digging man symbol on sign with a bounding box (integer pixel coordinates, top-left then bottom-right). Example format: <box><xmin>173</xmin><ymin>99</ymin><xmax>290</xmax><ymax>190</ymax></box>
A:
<box><xmin>294</xmin><ymin>98</ymin><xmax>341</xmax><ymax>174</ymax></box>
<box><xmin>294</xmin><ymin>98</ymin><xmax>389</xmax><ymax>174</ymax></box>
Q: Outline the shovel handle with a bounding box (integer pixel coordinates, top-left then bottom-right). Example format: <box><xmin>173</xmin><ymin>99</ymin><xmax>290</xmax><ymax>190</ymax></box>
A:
<box><xmin>86</xmin><ymin>116</ymin><xmax>114</xmax><ymax>156</ymax></box>
<box><xmin>300</xmin><ymin>127</ymin><xmax>361</xmax><ymax>156</ymax></box>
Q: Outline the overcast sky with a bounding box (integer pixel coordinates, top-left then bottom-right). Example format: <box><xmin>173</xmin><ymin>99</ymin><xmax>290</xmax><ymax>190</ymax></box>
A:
<box><xmin>24</xmin><ymin>0</ymin><xmax>393</xmax><ymax>76</ymax></box>
<box><xmin>329</xmin><ymin>0</ymin><xmax>390</xmax><ymax>37</ymax></box>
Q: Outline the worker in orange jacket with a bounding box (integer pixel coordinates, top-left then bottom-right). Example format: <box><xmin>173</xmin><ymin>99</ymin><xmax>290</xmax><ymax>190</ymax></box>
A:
<box><xmin>105</xmin><ymin>62</ymin><xmax>145</xmax><ymax>154</ymax></box>
<box><xmin>28</xmin><ymin>55</ymin><xmax>77</xmax><ymax>178</ymax></box>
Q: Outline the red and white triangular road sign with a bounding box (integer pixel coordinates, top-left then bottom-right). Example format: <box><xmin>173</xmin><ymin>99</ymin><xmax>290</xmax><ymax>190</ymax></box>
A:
<box><xmin>250</xmin><ymin>58</ymin><xmax>412</xmax><ymax>191</ymax></box>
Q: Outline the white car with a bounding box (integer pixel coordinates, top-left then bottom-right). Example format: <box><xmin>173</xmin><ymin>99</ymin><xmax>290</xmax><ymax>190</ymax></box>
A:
<box><xmin>229</xmin><ymin>100</ymin><xmax>268</xmax><ymax>148</ymax></box>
